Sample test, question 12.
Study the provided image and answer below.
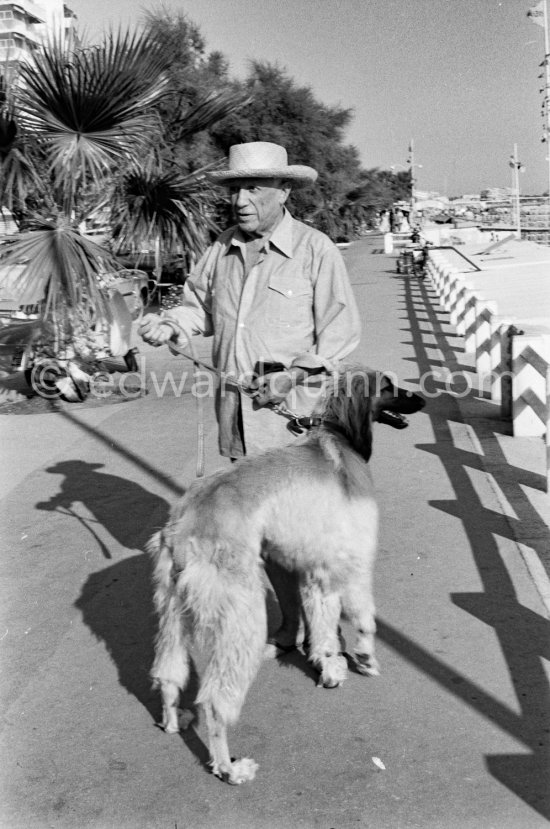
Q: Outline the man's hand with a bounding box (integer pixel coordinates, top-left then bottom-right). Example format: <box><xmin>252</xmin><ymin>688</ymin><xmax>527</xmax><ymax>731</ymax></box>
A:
<box><xmin>138</xmin><ymin>314</ymin><xmax>176</xmax><ymax>347</ymax></box>
<box><xmin>250</xmin><ymin>370</ymin><xmax>295</xmax><ymax>407</ymax></box>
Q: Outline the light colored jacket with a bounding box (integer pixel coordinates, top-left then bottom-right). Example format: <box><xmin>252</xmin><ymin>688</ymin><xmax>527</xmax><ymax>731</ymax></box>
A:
<box><xmin>164</xmin><ymin>209</ymin><xmax>361</xmax><ymax>458</ymax></box>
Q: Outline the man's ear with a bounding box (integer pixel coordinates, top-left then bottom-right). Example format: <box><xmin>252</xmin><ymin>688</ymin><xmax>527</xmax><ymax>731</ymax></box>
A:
<box><xmin>279</xmin><ymin>181</ymin><xmax>292</xmax><ymax>205</ymax></box>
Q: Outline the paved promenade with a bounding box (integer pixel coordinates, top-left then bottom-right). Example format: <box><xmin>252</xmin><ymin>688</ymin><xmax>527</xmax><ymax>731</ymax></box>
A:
<box><xmin>1</xmin><ymin>237</ymin><xmax>549</xmax><ymax>828</ymax></box>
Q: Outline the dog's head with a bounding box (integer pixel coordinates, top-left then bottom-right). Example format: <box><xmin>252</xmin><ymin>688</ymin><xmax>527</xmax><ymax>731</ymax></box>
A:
<box><xmin>317</xmin><ymin>368</ymin><xmax>425</xmax><ymax>462</ymax></box>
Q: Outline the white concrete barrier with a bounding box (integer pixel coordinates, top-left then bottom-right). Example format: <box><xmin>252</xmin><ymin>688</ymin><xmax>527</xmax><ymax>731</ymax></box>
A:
<box><xmin>512</xmin><ymin>327</ymin><xmax>550</xmax><ymax>438</ymax></box>
<box><xmin>425</xmin><ymin>245</ymin><xmax>550</xmax><ymax>488</ymax></box>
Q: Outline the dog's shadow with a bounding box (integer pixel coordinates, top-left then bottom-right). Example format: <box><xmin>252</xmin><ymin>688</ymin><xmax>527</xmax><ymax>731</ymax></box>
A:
<box><xmin>265</xmin><ymin>591</ymin><xmax>363</xmax><ymax>683</ymax></box>
<box><xmin>76</xmin><ymin>556</ymin><xmax>318</xmax><ymax>772</ymax></box>
<box><xmin>264</xmin><ymin>590</ymin><xmax>321</xmax><ymax>684</ymax></box>
<box><xmin>75</xmin><ymin>551</ymin><xmax>213</xmax><ymax>769</ymax></box>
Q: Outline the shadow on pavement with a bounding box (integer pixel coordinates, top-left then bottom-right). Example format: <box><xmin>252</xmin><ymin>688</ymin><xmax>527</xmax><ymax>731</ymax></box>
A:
<box><xmin>47</xmin><ymin>415</ymin><xmax>317</xmax><ymax>774</ymax></box>
<box><xmin>396</xmin><ymin>272</ymin><xmax>550</xmax><ymax>820</ymax></box>
<box><xmin>36</xmin><ymin>460</ymin><xmax>171</xmax><ymax>557</ymax></box>
<box><xmin>75</xmin><ymin>550</ymin><xmax>312</xmax><ymax>773</ymax></box>
<box><xmin>75</xmin><ymin>550</ymin><xmax>213</xmax><ymax>771</ymax></box>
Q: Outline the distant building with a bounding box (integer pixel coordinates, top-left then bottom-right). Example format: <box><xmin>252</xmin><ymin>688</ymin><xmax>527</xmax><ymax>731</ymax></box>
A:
<box><xmin>457</xmin><ymin>194</ymin><xmax>481</xmax><ymax>203</ymax></box>
<box><xmin>0</xmin><ymin>0</ymin><xmax>78</xmax><ymax>79</ymax></box>
<box><xmin>480</xmin><ymin>187</ymin><xmax>514</xmax><ymax>201</ymax></box>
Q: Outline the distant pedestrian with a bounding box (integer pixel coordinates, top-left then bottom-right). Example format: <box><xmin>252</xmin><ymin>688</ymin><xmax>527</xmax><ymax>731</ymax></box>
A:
<box><xmin>379</xmin><ymin>210</ymin><xmax>390</xmax><ymax>233</ymax></box>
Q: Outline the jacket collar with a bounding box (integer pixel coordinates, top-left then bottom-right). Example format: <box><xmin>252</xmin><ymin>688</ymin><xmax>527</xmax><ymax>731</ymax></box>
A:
<box><xmin>228</xmin><ymin>208</ymin><xmax>294</xmax><ymax>258</ymax></box>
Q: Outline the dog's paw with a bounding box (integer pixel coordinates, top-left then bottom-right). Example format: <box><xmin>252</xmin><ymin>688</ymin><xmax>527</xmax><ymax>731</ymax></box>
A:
<box><xmin>214</xmin><ymin>758</ymin><xmax>259</xmax><ymax>785</ymax></box>
<box><xmin>163</xmin><ymin>721</ymin><xmax>180</xmax><ymax>735</ymax></box>
<box><xmin>315</xmin><ymin>654</ymin><xmax>348</xmax><ymax>688</ymax></box>
<box><xmin>355</xmin><ymin>653</ymin><xmax>380</xmax><ymax>677</ymax></box>
<box><xmin>160</xmin><ymin>707</ymin><xmax>194</xmax><ymax>734</ymax></box>
<box><xmin>228</xmin><ymin>757</ymin><xmax>259</xmax><ymax>785</ymax></box>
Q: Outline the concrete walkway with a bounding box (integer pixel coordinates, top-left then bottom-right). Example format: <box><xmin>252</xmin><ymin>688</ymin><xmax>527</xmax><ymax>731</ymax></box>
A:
<box><xmin>1</xmin><ymin>237</ymin><xmax>549</xmax><ymax>829</ymax></box>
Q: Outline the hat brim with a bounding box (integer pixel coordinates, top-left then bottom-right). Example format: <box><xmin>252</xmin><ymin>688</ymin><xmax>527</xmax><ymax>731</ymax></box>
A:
<box><xmin>207</xmin><ymin>165</ymin><xmax>318</xmax><ymax>184</ymax></box>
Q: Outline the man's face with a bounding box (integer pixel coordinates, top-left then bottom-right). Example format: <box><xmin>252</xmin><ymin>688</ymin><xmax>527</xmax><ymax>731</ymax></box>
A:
<box><xmin>228</xmin><ymin>178</ymin><xmax>290</xmax><ymax>237</ymax></box>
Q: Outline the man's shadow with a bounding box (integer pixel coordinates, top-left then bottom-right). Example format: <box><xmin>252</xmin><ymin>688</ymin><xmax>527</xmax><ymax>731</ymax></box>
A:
<box><xmin>36</xmin><ymin>460</ymin><xmax>171</xmax><ymax>557</ymax></box>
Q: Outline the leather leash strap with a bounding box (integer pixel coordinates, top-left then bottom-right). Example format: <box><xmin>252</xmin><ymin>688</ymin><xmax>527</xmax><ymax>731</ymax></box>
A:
<box><xmin>159</xmin><ymin>317</ymin><xmax>299</xmax><ymax>478</ymax></box>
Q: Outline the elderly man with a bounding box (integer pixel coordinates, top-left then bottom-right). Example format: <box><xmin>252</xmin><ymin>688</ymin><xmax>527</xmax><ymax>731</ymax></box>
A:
<box><xmin>140</xmin><ymin>141</ymin><xmax>361</xmax><ymax>459</ymax></box>
<box><xmin>140</xmin><ymin>141</ymin><xmax>361</xmax><ymax>652</ymax></box>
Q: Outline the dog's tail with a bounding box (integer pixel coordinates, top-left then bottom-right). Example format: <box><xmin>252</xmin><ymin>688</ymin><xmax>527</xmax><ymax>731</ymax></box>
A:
<box><xmin>148</xmin><ymin>530</ymin><xmax>190</xmax><ymax>693</ymax></box>
<box><xmin>148</xmin><ymin>530</ymin><xmax>174</xmax><ymax>616</ymax></box>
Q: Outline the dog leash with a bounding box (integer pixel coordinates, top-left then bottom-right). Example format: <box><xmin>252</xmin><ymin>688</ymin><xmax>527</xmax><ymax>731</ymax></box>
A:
<box><xmin>157</xmin><ymin>317</ymin><xmax>413</xmax><ymax>476</ymax></box>
<box><xmin>159</xmin><ymin>317</ymin><xmax>304</xmax><ymax>477</ymax></box>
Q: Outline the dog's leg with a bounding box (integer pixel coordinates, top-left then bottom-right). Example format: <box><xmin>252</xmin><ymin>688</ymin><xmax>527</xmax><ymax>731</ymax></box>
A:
<box><xmin>151</xmin><ymin>593</ymin><xmax>191</xmax><ymax>734</ymax></box>
<box><xmin>197</xmin><ymin>566</ymin><xmax>267</xmax><ymax>784</ymax></box>
<box><xmin>342</xmin><ymin>578</ymin><xmax>380</xmax><ymax>677</ymax></box>
<box><xmin>203</xmin><ymin>702</ymin><xmax>259</xmax><ymax>785</ymax></box>
<box><xmin>157</xmin><ymin>678</ymin><xmax>182</xmax><ymax>734</ymax></box>
<box><xmin>263</xmin><ymin>553</ymin><xmax>303</xmax><ymax>651</ymax></box>
<box><xmin>301</xmin><ymin>578</ymin><xmax>347</xmax><ymax>688</ymax></box>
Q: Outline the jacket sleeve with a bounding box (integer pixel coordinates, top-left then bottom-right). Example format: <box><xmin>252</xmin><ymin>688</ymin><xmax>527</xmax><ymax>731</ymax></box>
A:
<box><xmin>161</xmin><ymin>244</ymin><xmax>218</xmax><ymax>341</ymax></box>
<box><xmin>291</xmin><ymin>244</ymin><xmax>361</xmax><ymax>372</ymax></box>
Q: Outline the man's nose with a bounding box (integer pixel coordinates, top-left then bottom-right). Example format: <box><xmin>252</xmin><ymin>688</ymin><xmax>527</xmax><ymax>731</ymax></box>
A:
<box><xmin>234</xmin><ymin>188</ymin><xmax>249</xmax><ymax>207</ymax></box>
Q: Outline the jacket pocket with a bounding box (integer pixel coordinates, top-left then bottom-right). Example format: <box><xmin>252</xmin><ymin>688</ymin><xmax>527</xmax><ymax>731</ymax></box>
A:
<box><xmin>266</xmin><ymin>274</ymin><xmax>312</xmax><ymax>327</ymax></box>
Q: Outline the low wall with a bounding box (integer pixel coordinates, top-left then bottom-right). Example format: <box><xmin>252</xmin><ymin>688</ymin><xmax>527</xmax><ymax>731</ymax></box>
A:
<box><xmin>481</xmin><ymin>225</ymin><xmax>550</xmax><ymax>246</ymax></box>
<box><xmin>424</xmin><ymin>246</ymin><xmax>550</xmax><ymax>488</ymax></box>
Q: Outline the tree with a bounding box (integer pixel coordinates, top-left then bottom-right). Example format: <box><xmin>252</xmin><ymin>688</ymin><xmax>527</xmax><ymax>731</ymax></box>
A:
<box><xmin>342</xmin><ymin>168</ymin><xmax>413</xmax><ymax>229</ymax></box>
<box><xmin>0</xmin><ymin>17</ymin><xmax>252</xmax><ymax>327</ymax></box>
<box><xmin>0</xmin><ymin>77</ymin><xmax>42</xmax><ymax>222</ymax></box>
<box><xmin>107</xmin><ymin>7</ymin><xmax>252</xmax><ymax>278</ymax></box>
<box><xmin>209</xmin><ymin>61</ymin><xmax>364</xmax><ymax>239</ymax></box>
<box><xmin>0</xmin><ymin>31</ymin><xmax>172</xmax><ymax>323</ymax></box>
<box><xmin>142</xmin><ymin>6</ymin><xmax>251</xmax><ymax>174</ymax></box>
<box><xmin>108</xmin><ymin>157</ymin><xmax>219</xmax><ymax>279</ymax></box>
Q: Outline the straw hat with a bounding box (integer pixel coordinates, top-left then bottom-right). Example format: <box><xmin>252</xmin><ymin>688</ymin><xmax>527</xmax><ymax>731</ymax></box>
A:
<box><xmin>207</xmin><ymin>142</ymin><xmax>318</xmax><ymax>184</ymax></box>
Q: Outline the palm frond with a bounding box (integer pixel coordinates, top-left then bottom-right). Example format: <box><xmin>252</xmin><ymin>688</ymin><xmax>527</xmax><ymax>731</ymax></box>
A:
<box><xmin>110</xmin><ymin>162</ymin><xmax>217</xmax><ymax>262</ymax></box>
<box><xmin>0</xmin><ymin>221</ymin><xmax>117</xmax><ymax>320</ymax></box>
<box><xmin>0</xmin><ymin>94</ymin><xmax>42</xmax><ymax>210</ymax></box>
<box><xmin>14</xmin><ymin>31</ymin><xmax>172</xmax><ymax>196</ymax></box>
<box><xmin>171</xmin><ymin>89</ymin><xmax>253</xmax><ymax>141</ymax></box>
<box><xmin>0</xmin><ymin>145</ymin><xmax>42</xmax><ymax>210</ymax></box>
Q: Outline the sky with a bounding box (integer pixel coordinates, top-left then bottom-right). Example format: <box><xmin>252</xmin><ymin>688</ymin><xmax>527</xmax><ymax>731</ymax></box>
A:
<box><xmin>67</xmin><ymin>0</ymin><xmax>549</xmax><ymax>197</ymax></box>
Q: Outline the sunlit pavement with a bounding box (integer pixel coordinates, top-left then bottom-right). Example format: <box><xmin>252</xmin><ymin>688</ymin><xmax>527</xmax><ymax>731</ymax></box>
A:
<box><xmin>1</xmin><ymin>238</ymin><xmax>549</xmax><ymax>829</ymax></box>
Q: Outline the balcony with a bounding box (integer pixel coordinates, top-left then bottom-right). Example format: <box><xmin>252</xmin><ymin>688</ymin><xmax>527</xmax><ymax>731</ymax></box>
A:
<box><xmin>0</xmin><ymin>42</ymin><xmax>35</xmax><ymax>63</ymax></box>
<box><xmin>0</xmin><ymin>17</ymin><xmax>43</xmax><ymax>44</ymax></box>
<box><xmin>8</xmin><ymin>1</ymin><xmax>46</xmax><ymax>24</ymax></box>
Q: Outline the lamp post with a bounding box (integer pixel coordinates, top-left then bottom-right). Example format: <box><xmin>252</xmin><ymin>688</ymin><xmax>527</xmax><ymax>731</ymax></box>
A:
<box><xmin>406</xmin><ymin>139</ymin><xmax>422</xmax><ymax>217</ymax></box>
<box><xmin>527</xmin><ymin>0</ymin><xmax>550</xmax><ymax>199</ymax></box>
<box><xmin>509</xmin><ymin>144</ymin><xmax>525</xmax><ymax>239</ymax></box>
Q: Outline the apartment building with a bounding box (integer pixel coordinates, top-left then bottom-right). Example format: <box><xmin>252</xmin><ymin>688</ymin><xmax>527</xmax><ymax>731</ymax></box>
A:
<box><xmin>0</xmin><ymin>0</ymin><xmax>78</xmax><ymax>76</ymax></box>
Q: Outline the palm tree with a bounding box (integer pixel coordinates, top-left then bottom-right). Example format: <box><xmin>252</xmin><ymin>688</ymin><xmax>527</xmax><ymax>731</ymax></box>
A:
<box><xmin>0</xmin><ymin>28</ymin><xmax>251</xmax><ymax>354</ymax></box>
<box><xmin>0</xmin><ymin>31</ymin><xmax>172</xmax><ymax>322</ymax></box>
<box><xmin>109</xmin><ymin>159</ymin><xmax>218</xmax><ymax>283</ymax></box>
<box><xmin>0</xmin><ymin>77</ymin><xmax>42</xmax><ymax>220</ymax></box>
<box><xmin>106</xmin><ymin>85</ymin><xmax>251</xmax><ymax>286</ymax></box>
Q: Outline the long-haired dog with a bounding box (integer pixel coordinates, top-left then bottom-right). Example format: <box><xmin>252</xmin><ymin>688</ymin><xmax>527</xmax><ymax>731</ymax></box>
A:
<box><xmin>149</xmin><ymin>368</ymin><xmax>425</xmax><ymax>784</ymax></box>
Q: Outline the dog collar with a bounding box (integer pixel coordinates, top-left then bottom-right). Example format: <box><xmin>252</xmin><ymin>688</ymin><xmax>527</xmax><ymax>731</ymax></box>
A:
<box><xmin>289</xmin><ymin>416</ymin><xmax>349</xmax><ymax>438</ymax></box>
<box><xmin>288</xmin><ymin>415</ymin><xmax>323</xmax><ymax>435</ymax></box>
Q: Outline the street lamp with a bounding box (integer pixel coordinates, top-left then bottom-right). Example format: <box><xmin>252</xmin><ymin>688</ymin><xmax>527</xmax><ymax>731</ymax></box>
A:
<box><xmin>406</xmin><ymin>139</ymin><xmax>422</xmax><ymax>216</ymax></box>
<box><xmin>509</xmin><ymin>143</ymin><xmax>525</xmax><ymax>239</ymax></box>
